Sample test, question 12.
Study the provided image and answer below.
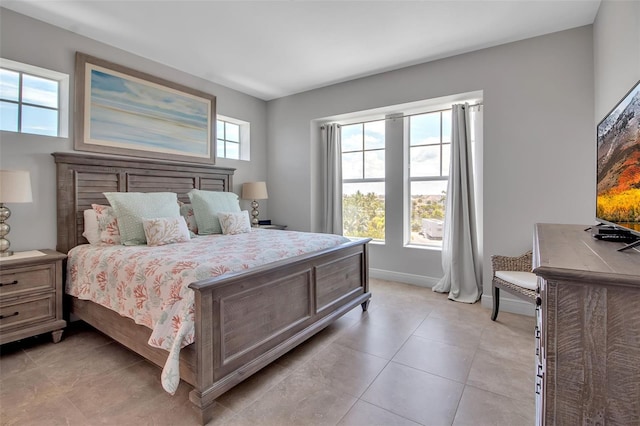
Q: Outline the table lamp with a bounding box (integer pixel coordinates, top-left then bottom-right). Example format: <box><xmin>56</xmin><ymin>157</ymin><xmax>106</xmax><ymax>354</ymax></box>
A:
<box><xmin>0</xmin><ymin>170</ymin><xmax>33</xmax><ymax>257</ymax></box>
<box><xmin>241</xmin><ymin>181</ymin><xmax>268</xmax><ymax>227</ymax></box>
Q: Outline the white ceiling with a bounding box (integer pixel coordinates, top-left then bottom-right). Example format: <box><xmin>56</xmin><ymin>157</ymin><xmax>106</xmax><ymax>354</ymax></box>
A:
<box><xmin>2</xmin><ymin>0</ymin><xmax>601</xmax><ymax>101</ymax></box>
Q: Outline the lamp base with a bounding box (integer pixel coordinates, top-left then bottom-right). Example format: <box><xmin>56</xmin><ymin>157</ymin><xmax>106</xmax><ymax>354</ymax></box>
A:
<box><xmin>251</xmin><ymin>200</ymin><xmax>260</xmax><ymax>228</ymax></box>
<box><xmin>0</xmin><ymin>204</ymin><xmax>12</xmax><ymax>257</ymax></box>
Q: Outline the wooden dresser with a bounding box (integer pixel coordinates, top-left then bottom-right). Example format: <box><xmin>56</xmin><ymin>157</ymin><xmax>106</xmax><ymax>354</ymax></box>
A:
<box><xmin>0</xmin><ymin>250</ymin><xmax>67</xmax><ymax>345</ymax></box>
<box><xmin>533</xmin><ymin>223</ymin><xmax>640</xmax><ymax>425</ymax></box>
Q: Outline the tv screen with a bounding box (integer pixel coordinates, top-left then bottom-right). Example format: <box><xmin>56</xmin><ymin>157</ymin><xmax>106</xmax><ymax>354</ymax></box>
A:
<box><xmin>596</xmin><ymin>79</ymin><xmax>640</xmax><ymax>235</ymax></box>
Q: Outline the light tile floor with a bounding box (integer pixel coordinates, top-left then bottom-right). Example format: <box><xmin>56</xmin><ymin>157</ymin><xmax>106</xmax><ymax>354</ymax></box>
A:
<box><xmin>0</xmin><ymin>279</ymin><xmax>535</xmax><ymax>425</ymax></box>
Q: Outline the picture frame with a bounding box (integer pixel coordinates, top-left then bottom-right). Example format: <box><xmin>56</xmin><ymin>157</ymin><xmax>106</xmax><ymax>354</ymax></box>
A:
<box><xmin>74</xmin><ymin>52</ymin><xmax>216</xmax><ymax>164</ymax></box>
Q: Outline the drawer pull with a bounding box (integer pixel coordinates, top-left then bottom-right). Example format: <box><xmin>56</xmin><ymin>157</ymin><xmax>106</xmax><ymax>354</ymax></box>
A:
<box><xmin>0</xmin><ymin>280</ymin><xmax>18</xmax><ymax>287</ymax></box>
<box><xmin>536</xmin><ymin>296</ymin><xmax>542</xmax><ymax>306</ymax></box>
<box><xmin>0</xmin><ymin>311</ymin><xmax>19</xmax><ymax>320</ymax></box>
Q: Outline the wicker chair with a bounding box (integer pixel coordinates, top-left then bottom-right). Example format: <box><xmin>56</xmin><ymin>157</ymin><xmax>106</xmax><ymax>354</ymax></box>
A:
<box><xmin>491</xmin><ymin>250</ymin><xmax>537</xmax><ymax>321</ymax></box>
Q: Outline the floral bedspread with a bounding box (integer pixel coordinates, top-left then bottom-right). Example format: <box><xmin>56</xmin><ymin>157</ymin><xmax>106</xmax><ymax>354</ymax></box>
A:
<box><xmin>66</xmin><ymin>229</ymin><xmax>350</xmax><ymax>393</ymax></box>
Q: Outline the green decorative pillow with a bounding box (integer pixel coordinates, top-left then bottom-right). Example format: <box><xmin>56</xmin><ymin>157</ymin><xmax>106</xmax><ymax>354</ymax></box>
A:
<box><xmin>187</xmin><ymin>189</ymin><xmax>241</xmax><ymax>235</ymax></box>
<box><xmin>103</xmin><ymin>192</ymin><xmax>180</xmax><ymax>245</ymax></box>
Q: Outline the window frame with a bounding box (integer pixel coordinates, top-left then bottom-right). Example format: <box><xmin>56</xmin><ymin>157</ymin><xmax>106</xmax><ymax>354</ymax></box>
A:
<box><xmin>0</xmin><ymin>58</ymin><xmax>69</xmax><ymax>138</ymax></box>
<box><xmin>341</xmin><ymin>119</ymin><xmax>386</xmax><ymax>242</ymax></box>
<box><xmin>406</xmin><ymin>108</ymin><xmax>452</xmax><ymax>249</ymax></box>
<box><xmin>216</xmin><ymin>114</ymin><xmax>250</xmax><ymax>161</ymax></box>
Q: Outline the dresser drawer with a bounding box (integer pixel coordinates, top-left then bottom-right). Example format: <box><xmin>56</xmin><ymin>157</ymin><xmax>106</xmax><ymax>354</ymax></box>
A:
<box><xmin>0</xmin><ymin>295</ymin><xmax>55</xmax><ymax>331</ymax></box>
<box><xmin>0</xmin><ymin>264</ymin><xmax>55</xmax><ymax>297</ymax></box>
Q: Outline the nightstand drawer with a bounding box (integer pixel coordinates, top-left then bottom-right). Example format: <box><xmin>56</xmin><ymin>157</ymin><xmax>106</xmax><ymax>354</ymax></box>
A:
<box><xmin>0</xmin><ymin>295</ymin><xmax>55</xmax><ymax>331</ymax></box>
<box><xmin>0</xmin><ymin>264</ymin><xmax>55</xmax><ymax>297</ymax></box>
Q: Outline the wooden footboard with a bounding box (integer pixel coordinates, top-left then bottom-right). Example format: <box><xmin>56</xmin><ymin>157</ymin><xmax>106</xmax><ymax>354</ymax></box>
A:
<box><xmin>68</xmin><ymin>237</ymin><xmax>370</xmax><ymax>424</ymax></box>
<box><xmin>188</xmin><ymin>239</ymin><xmax>370</xmax><ymax>424</ymax></box>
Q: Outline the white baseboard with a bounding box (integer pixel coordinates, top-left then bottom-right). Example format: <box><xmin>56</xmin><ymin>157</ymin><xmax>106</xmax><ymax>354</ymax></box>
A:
<box><xmin>370</xmin><ymin>268</ymin><xmax>534</xmax><ymax>317</ymax></box>
<box><xmin>369</xmin><ymin>268</ymin><xmax>439</xmax><ymax>288</ymax></box>
<box><xmin>481</xmin><ymin>293</ymin><xmax>535</xmax><ymax>317</ymax></box>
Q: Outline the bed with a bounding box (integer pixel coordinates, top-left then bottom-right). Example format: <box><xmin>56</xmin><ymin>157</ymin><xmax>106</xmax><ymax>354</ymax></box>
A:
<box><xmin>54</xmin><ymin>152</ymin><xmax>371</xmax><ymax>424</ymax></box>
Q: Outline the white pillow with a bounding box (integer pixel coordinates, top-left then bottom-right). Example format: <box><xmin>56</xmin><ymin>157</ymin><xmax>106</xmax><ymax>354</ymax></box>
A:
<box><xmin>142</xmin><ymin>217</ymin><xmax>191</xmax><ymax>246</ymax></box>
<box><xmin>82</xmin><ymin>209</ymin><xmax>101</xmax><ymax>245</ymax></box>
<box><xmin>218</xmin><ymin>211</ymin><xmax>252</xmax><ymax>235</ymax></box>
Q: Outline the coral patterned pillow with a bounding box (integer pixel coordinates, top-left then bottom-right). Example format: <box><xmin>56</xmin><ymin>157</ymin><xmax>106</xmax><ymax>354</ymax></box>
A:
<box><xmin>142</xmin><ymin>217</ymin><xmax>191</xmax><ymax>246</ymax></box>
<box><xmin>217</xmin><ymin>211</ymin><xmax>252</xmax><ymax>235</ymax></box>
<box><xmin>179</xmin><ymin>203</ymin><xmax>198</xmax><ymax>235</ymax></box>
<box><xmin>91</xmin><ymin>204</ymin><xmax>121</xmax><ymax>245</ymax></box>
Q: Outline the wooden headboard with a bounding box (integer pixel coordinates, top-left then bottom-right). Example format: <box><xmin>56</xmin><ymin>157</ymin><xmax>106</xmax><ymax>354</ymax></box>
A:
<box><xmin>53</xmin><ymin>152</ymin><xmax>235</xmax><ymax>253</ymax></box>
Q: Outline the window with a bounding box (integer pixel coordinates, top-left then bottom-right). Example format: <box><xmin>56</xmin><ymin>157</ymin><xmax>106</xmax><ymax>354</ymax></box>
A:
<box><xmin>0</xmin><ymin>59</ymin><xmax>69</xmax><ymax>137</ymax></box>
<box><xmin>217</xmin><ymin>119</ymin><xmax>240</xmax><ymax>159</ymax></box>
<box><xmin>408</xmin><ymin>109</ymin><xmax>451</xmax><ymax>247</ymax></box>
<box><xmin>341</xmin><ymin>120</ymin><xmax>385</xmax><ymax>241</ymax></box>
<box><xmin>216</xmin><ymin>115</ymin><xmax>250</xmax><ymax>161</ymax></box>
<box><xmin>332</xmin><ymin>93</ymin><xmax>480</xmax><ymax>252</ymax></box>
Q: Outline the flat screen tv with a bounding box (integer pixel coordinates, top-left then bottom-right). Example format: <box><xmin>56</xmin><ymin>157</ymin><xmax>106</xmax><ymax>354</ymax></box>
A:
<box><xmin>596</xmin><ymin>79</ymin><xmax>640</xmax><ymax>249</ymax></box>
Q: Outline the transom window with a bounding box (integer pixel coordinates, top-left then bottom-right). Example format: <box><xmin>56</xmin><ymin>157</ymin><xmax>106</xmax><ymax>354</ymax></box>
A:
<box><xmin>216</xmin><ymin>115</ymin><xmax>250</xmax><ymax>161</ymax></box>
<box><xmin>216</xmin><ymin>119</ymin><xmax>240</xmax><ymax>160</ymax></box>
<box><xmin>341</xmin><ymin>120</ymin><xmax>385</xmax><ymax>241</ymax></box>
<box><xmin>0</xmin><ymin>59</ymin><xmax>69</xmax><ymax>137</ymax></box>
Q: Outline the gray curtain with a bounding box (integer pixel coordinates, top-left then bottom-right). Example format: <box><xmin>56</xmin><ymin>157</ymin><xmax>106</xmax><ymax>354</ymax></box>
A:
<box><xmin>321</xmin><ymin>123</ymin><xmax>343</xmax><ymax>234</ymax></box>
<box><xmin>433</xmin><ymin>103</ymin><xmax>482</xmax><ymax>303</ymax></box>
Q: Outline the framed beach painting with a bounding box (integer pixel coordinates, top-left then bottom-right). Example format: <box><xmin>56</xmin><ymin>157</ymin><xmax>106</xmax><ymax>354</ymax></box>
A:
<box><xmin>74</xmin><ymin>52</ymin><xmax>216</xmax><ymax>164</ymax></box>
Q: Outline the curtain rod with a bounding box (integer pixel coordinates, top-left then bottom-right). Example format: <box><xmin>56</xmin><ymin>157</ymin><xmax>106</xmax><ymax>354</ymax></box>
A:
<box><xmin>321</xmin><ymin>103</ymin><xmax>483</xmax><ymax>128</ymax></box>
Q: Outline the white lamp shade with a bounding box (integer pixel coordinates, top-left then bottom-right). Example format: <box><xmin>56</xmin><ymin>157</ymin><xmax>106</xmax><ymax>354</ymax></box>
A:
<box><xmin>242</xmin><ymin>181</ymin><xmax>268</xmax><ymax>200</ymax></box>
<box><xmin>0</xmin><ymin>170</ymin><xmax>33</xmax><ymax>203</ymax></box>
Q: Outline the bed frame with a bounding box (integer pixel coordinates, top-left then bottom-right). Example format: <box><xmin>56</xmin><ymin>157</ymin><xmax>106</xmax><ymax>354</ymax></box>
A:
<box><xmin>53</xmin><ymin>152</ymin><xmax>371</xmax><ymax>424</ymax></box>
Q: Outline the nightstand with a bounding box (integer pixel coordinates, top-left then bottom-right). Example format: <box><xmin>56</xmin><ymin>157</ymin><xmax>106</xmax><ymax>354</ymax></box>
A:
<box><xmin>0</xmin><ymin>249</ymin><xmax>67</xmax><ymax>344</ymax></box>
<box><xmin>257</xmin><ymin>224</ymin><xmax>287</xmax><ymax>230</ymax></box>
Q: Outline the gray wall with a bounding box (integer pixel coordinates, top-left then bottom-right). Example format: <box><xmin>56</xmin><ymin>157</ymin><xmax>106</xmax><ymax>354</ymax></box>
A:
<box><xmin>0</xmin><ymin>9</ymin><xmax>268</xmax><ymax>252</ymax></box>
<box><xmin>593</xmin><ymin>0</ymin><xmax>640</xmax><ymax>122</ymax></box>
<box><xmin>267</xmin><ymin>26</ymin><xmax>595</xmax><ymax>310</ymax></box>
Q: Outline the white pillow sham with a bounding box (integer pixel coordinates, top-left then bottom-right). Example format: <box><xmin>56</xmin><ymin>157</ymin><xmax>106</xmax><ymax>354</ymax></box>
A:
<box><xmin>82</xmin><ymin>209</ymin><xmax>101</xmax><ymax>245</ymax></box>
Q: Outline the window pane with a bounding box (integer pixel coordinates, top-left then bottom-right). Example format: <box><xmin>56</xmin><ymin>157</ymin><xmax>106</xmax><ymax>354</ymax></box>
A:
<box><xmin>22</xmin><ymin>74</ymin><xmax>58</xmax><ymax>108</ymax></box>
<box><xmin>409</xmin><ymin>180</ymin><xmax>448</xmax><ymax>246</ymax></box>
<box><xmin>0</xmin><ymin>100</ymin><xmax>18</xmax><ymax>131</ymax></box>
<box><xmin>364</xmin><ymin>120</ymin><xmax>384</xmax><ymax>150</ymax></box>
<box><xmin>364</xmin><ymin>150</ymin><xmax>384</xmax><ymax>179</ymax></box>
<box><xmin>226</xmin><ymin>141</ymin><xmax>240</xmax><ymax>159</ymax></box>
<box><xmin>442</xmin><ymin>109</ymin><xmax>452</xmax><ymax>143</ymax></box>
<box><xmin>411</xmin><ymin>145</ymin><xmax>440</xmax><ymax>177</ymax></box>
<box><xmin>21</xmin><ymin>105</ymin><xmax>58</xmax><ymax>136</ymax></box>
<box><xmin>442</xmin><ymin>144</ymin><xmax>450</xmax><ymax>176</ymax></box>
<box><xmin>343</xmin><ymin>182</ymin><xmax>385</xmax><ymax>241</ymax></box>
<box><xmin>341</xmin><ymin>124</ymin><xmax>362</xmax><ymax>152</ymax></box>
<box><xmin>410</xmin><ymin>112</ymin><xmax>440</xmax><ymax>146</ymax></box>
<box><xmin>342</xmin><ymin>152</ymin><xmax>363</xmax><ymax>179</ymax></box>
<box><xmin>217</xmin><ymin>139</ymin><xmax>225</xmax><ymax>157</ymax></box>
<box><xmin>216</xmin><ymin>120</ymin><xmax>224</xmax><ymax>139</ymax></box>
<box><xmin>226</xmin><ymin>122</ymin><xmax>240</xmax><ymax>142</ymax></box>
<box><xmin>0</xmin><ymin>69</ymin><xmax>19</xmax><ymax>101</ymax></box>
